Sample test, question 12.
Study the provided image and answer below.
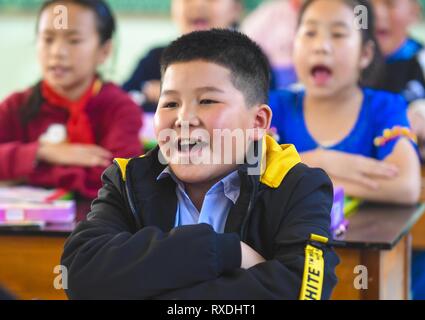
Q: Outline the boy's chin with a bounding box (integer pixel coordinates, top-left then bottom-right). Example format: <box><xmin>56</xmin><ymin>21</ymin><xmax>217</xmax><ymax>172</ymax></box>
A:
<box><xmin>172</xmin><ymin>168</ymin><xmax>213</xmax><ymax>185</ymax></box>
<box><xmin>169</xmin><ymin>163</ymin><xmax>236</xmax><ymax>185</ymax></box>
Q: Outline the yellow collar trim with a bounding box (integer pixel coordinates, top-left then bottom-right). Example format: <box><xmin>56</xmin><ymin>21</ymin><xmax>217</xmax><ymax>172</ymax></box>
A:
<box><xmin>114</xmin><ymin>136</ymin><xmax>300</xmax><ymax>188</ymax></box>
<box><xmin>259</xmin><ymin>135</ymin><xmax>301</xmax><ymax>188</ymax></box>
<box><xmin>114</xmin><ymin>158</ymin><xmax>131</xmax><ymax>181</ymax></box>
<box><xmin>114</xmin><ymin>154</ymin><xmax>146</xmax><ymax>181</ymax></box>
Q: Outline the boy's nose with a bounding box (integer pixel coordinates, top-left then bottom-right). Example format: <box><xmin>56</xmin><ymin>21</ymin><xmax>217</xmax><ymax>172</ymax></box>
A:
<box><xmin>175</xmin><ymin>106</ymin><xmax>201</xmax><ymax>128</ymax></box>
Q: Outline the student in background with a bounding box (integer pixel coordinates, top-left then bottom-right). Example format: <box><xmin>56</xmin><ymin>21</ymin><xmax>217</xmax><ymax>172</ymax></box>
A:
<box><xmin>123</xmin><ymin>0</ymin><xmax>243</xmax><ymax>112</ymax></box>
<box><xmin>370</xmin><ymin>0</ymin><xmax>425</xmax><ymax>140</ymax></box>
<box><xmin>242</xmin><ymin>0</ymin><xmax>302</xmax><ymax>89</ymax></box>
<box><xmin>0</xmin><ymin>0</ymin><xmax>142</xmax><ymax>199</ymax></box>
<box><xmin>61</xmin><ymin>29</ymin><xmax>338</xmax><ymax>300</ymax></box>
<box><xmin>269</xmin><ymin>0</ymin><xmax>421</xmax><ymax>204</ymax></box>
<box><xmin>370</xmin><ymin>0</ymin><xmax>425</xmax><ymax>300</ymax></box>
<box><xmin>370</xmin><ymin>1</ymin><xmax>425</xmax><ymax>300</ymax></box>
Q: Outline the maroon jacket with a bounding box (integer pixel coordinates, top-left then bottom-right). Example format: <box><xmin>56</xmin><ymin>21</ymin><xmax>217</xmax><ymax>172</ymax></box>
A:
<box><xmin>0</xmin><ymin>82</ymin><xmax>143</xmax><ymax>199</ymax></box>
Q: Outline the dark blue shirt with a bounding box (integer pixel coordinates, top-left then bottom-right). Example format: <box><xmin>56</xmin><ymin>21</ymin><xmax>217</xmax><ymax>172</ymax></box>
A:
<box><xmin>123</xmin><ymin>46</ymin><xmax>165</xmax><ymax>112</ymax></box>
<box><xmin>369</xmin><ymin>38</ymin><xmax>425</xmax><ymax>102</ymax></box>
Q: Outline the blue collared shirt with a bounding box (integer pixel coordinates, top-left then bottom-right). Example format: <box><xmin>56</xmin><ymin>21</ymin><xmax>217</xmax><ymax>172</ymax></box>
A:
<box><xmin>157</xmin><ymin>167</ymin><xmax>240</xmax><ymax>233</ymax></box>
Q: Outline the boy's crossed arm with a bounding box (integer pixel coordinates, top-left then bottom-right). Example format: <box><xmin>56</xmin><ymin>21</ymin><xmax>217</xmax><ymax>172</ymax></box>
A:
<box><xmin>62</xmin><ymin>165</ymin><xmax>242</xmax><ymax>300</ymax></box>
<box><xmin>151</xmin><ymin>170</ymin><xmax>338</xmax><ymax>300</ymax></box>
<box><xmin>62</xmin><ymin>166</ymin><xmax>338</xmax><ymax>300</ymax></box>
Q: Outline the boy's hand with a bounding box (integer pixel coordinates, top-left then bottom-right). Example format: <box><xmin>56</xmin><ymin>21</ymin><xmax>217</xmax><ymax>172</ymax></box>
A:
<box><xmin>314</xmin><ymin>149</ymin><xmax>399</xmax><ymax>190</ymax></box>
<box><xmin>142</xmin><ymin>80</ymin><xmax>161</xmax><ymax>103</ymax></box>
<box><xmin>240</xmin><ymin>241</ymin><xmax>265</xmax><ymax>269</ymax></box>
<box><xmin>37</xmin><ymin>143</ymin><xmax>112</xmax><ymax>167</ymax></box>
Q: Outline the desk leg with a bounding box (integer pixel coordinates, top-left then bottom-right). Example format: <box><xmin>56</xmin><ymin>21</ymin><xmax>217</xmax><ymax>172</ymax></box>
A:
<box><xmin>417</xmin><ymin>169</ymin><xmax>425</xmax><ymax>249</ymax></box>
<box><xmin>332</xmin><ymin>234</ymin><xmax>411</xmax><ymax>300</ymax></box>
<box><xmin>412</xmin><ymin>214</ymin><xmax>425</xmax><ymax>250</ymax></box>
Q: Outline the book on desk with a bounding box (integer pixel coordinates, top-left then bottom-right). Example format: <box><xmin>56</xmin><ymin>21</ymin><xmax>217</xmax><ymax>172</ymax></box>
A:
<box><xmin>0</xmin><ymin>186</ymin><xmax>76</xmax><ymax>229</ymax></box>
<box><xmin>331</xmin><ymin>186</ymin><xmax>362</xmax><ymax>237</ymax></box>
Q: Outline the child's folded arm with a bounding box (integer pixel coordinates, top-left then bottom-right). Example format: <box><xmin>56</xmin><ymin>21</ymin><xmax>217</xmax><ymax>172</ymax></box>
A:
<box><xmin>152</xmin><ymin>169</ymin><xmax>339</xmax><ymax>300</ymax></box>
<box><xmin>301</xmin><ymin>149</ymin><xmax>386</xmax><ymax>190</ymax></box>
<box><xmin>0</xmin><ymin>97</ymin><xmax>40</xmax><ymax>180</ymax></box>
<box><xmin>333</xmin><ymin>139</ymin><xmax>421</xmax><ymax>205</ymax></box>
<box><xmin>27</xmin><ymin>101</ymin><xmax>143</xmax><ymax>199</ymax></box>
<box><xmin>27</xmin><ymin>164</ymin><xmax>106</xmax><ymax>199</ymax></box>
<box><xmin>301</xmin><ymin>138</ymin><xmax>421</xmax><ymax>205</ymax></box>
<box><xmin>97</xmin><ymin>93</ymin><xmax>143</xmax><ymax>158</ymax></box>
<box><xmin>0</xmin><ymin>141</ymin><xmax>40</xmax><ymax>181</ymax></box>
<box><xmin>61</xmin><ymin>165</ymin><xmax>242</xmax><ymax>300</ymax></box>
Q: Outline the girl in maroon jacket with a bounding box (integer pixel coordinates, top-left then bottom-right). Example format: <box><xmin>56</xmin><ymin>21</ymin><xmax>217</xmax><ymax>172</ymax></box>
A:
<box><xmin>0</xmin><ymin>0</ymin><xmax>143</xmax><ymax>199</ymax></box>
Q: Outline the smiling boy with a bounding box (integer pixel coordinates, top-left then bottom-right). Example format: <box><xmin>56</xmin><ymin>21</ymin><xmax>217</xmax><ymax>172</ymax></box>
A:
<box><xmin>62</xmin><ymin>29</ymin><xmax>338</xmax><ymax>300</ymax></box>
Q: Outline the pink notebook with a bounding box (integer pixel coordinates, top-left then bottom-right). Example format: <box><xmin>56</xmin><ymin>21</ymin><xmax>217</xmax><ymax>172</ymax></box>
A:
<box><xmin>0</xmin><ymin>186</ymin><xmax>76</xmax><ymax>223</ymax></box>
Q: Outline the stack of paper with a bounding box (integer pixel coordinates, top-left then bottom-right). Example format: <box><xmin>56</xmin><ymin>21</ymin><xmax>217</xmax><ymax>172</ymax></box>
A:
<box><xmin>0</xmin><ymin>186</ymin><xmax>75</xmax><ymax>224</ymax></box>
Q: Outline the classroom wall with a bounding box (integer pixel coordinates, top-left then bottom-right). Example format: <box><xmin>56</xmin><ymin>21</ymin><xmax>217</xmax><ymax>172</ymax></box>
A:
<box><xmin>0</xmin><ymin>0</ymin><xmax>265</xmax><ymax>13</ymax></box>
<box><xmin>0</xmin><ymin>6</ymin><xmax>424</xmax><ymax>101</ymax></box>
<box><xmin>0</xmin><ymin>13</ymin><xmax>178</xmax><ymax>100</ymax></box>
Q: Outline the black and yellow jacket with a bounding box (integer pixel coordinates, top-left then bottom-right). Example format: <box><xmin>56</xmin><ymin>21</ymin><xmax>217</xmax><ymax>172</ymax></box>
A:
<box><xmin>61</xmin><ymin>136</ymin><xmax>339</xmax><ymax>300</ymax></box>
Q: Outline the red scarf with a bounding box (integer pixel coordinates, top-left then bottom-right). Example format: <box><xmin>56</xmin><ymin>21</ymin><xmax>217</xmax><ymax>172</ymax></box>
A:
<box><xmin>41</xmin><ymin>78</ymin><xmax>102</xmax><ymax>144</ymax></box>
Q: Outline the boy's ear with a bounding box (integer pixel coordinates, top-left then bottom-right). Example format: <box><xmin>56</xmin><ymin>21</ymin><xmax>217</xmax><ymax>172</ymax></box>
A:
<box><xmin>360</xmin><ymin>40</ymin><xmax>375</xmax><ymax>70</ymax></box>
<box><xmin>251</xmin><ymin>104</ymin><xmax>273</xmax><ymax>141</ymax></box>
<box><xmin>97</xmin><ymin>40</ymin><xmax>113</xmax><ymax>65</ymax></box>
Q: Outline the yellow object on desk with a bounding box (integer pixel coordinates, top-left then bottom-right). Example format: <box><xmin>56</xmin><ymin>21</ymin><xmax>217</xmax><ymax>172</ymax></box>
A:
<box><xmin>344</xmin><ymin>197</ymin><xmax>362</xmax><ymax>217</ymax></box>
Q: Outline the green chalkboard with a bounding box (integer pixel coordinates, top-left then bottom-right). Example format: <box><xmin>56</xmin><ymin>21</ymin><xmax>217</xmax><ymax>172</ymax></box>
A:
<box><xmin>0</xmin><ymin>0</ymin><xmax>264</xmax><ymax>13</ymax></box>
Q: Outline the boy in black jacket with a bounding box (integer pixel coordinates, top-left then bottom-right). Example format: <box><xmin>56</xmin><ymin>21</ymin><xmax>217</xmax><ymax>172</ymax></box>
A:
<box><xmin>62</xmin><ymin>29</ymin><xmax>339</xmax><ymax>300</ymax></box>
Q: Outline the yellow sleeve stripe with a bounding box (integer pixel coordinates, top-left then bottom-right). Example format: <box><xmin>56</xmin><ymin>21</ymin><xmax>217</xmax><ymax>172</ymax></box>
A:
<box><xmin>310</xmin><ymin>234</ymin><xmax>329</xmax><ymax>244</ymax></box>
<box><xmin>299</xmin><ymin>244</ymin><xmax>324</xmax><ymax>300</ymax></box>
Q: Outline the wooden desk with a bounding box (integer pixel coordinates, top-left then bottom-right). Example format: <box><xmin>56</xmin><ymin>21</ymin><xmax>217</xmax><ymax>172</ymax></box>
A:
<box><xmin>0</xmin><ymin>201</ymin><xmax>91</xmax><ymax>300</ymax></box>
<box><xmin>412</xmin><ymin>166</ymin><xmax>425</xmax><ymax>249</ymax></box>
<box><xmin>2</xmin><ymin>199</ymin><xmax>424</xmax><ymax>300</ymax></box>
<box><xmin>332</xmin><ymin>203</ymin><xmax>425</xmax><ymax>300</ymax></box>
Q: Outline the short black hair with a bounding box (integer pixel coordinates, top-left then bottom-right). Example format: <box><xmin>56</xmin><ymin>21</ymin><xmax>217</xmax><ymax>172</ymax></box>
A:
<box><xmin>160</xmin><ymin>28</ymin><xmax>270</xmax><ymax>107</ymax></box>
